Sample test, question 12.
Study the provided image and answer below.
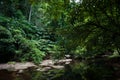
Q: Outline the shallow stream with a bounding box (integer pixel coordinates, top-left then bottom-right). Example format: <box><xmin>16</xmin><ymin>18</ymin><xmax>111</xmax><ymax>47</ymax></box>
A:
<box><xmin>0</xmin><ymin>63</ymin><xmax>83</xmax><ymax>80</ymax></box>
<box><xmin>0</xmin><ymin>60</ymin><xmax>115</xmax><ymax>80</ymax></box>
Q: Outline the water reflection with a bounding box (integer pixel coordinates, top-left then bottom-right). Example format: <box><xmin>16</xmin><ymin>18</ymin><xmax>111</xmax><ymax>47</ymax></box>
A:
<box><xmin>0</xmin><ymin>64</ymin><xmax>82</xmax><ymax>80</ymax></box>
<box><xmin>0</xmin><ymin>61</ymin><xmax>114</xmax><ymax>80</ymax></box>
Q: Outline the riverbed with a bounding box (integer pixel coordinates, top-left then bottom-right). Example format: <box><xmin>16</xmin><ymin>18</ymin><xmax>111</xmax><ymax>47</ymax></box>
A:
<box><xmin>0</xmin><ymin>57</ymin><xmax>118</xmax><ymax>80</ymax></box>
<box><xmin>0</xmin><ymin>59</ymin><xmax>76</xmax><ymax>80</ymax></box>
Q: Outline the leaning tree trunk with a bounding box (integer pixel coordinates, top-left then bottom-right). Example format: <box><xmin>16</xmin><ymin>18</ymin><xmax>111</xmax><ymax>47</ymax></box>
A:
<box><xmin>28</xmin><ymin>5</ymin><xmax>32</xmax><ymax>23</ymax></box>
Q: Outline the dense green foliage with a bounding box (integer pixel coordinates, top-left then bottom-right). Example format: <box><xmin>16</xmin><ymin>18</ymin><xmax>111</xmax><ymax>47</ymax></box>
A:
<box><xmin>43</xmin><ymin>0</ymin><xmax>120</xmax><ymax>58</ymax></box>
<box><xmin>0</xmin><ymin>0</ymin><xmax>65</xmax><ymax>63</ymax></box>
<box><xmin>38</xmin><ymin>0</ymin><xmax>120</xmax><ymax>79</ymax></box>
<box><xmin>0</xmin><ymin>0</ymin><xmax>120</xmax><ymax>79</ymax></box>
<box><xmin>0</xmin><ymin>0</ymin><xmax>53</xmax><ymax>63</ymax></box>
<box><xmin>0</xmin><ymin>16</ymin><xmax>45</xmax><ymax>63</ymax></box>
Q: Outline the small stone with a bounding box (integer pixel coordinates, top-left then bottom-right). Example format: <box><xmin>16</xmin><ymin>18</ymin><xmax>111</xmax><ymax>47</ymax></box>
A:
<box><xmin>18</xmin><ymin>70</ymin><xmax>23</xmax><ymax>73</ymax></box>
<box><xmin>52</xmin><ymin>65</ymin><xmax>64</xmax><ymax>69</ymax></box>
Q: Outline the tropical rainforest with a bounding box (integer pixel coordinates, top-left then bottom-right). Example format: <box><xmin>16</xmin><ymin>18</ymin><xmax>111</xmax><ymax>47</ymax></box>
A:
<box><xmin>0</xmin><ymin>0</ymin><xmax>120</xmax><ymax>80</ymax></box>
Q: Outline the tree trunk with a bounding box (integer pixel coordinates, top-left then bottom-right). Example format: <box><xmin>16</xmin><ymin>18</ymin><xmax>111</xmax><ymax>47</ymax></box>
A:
<box><xmin>28</xmin><ymin>5</ymin><xmax>32</xmax><ymax>23</ymax></box>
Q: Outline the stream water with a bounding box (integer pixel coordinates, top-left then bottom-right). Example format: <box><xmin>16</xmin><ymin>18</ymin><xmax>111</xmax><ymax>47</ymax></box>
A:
<box><xmin>0</xmin><ymin>60</ymin><xmax>116</xmax><ymax>80</ymax></box>
<box><xmin>0</xmin><ymin>63</ymin><xmax>83</xmax><ymax>80</ymax></box>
